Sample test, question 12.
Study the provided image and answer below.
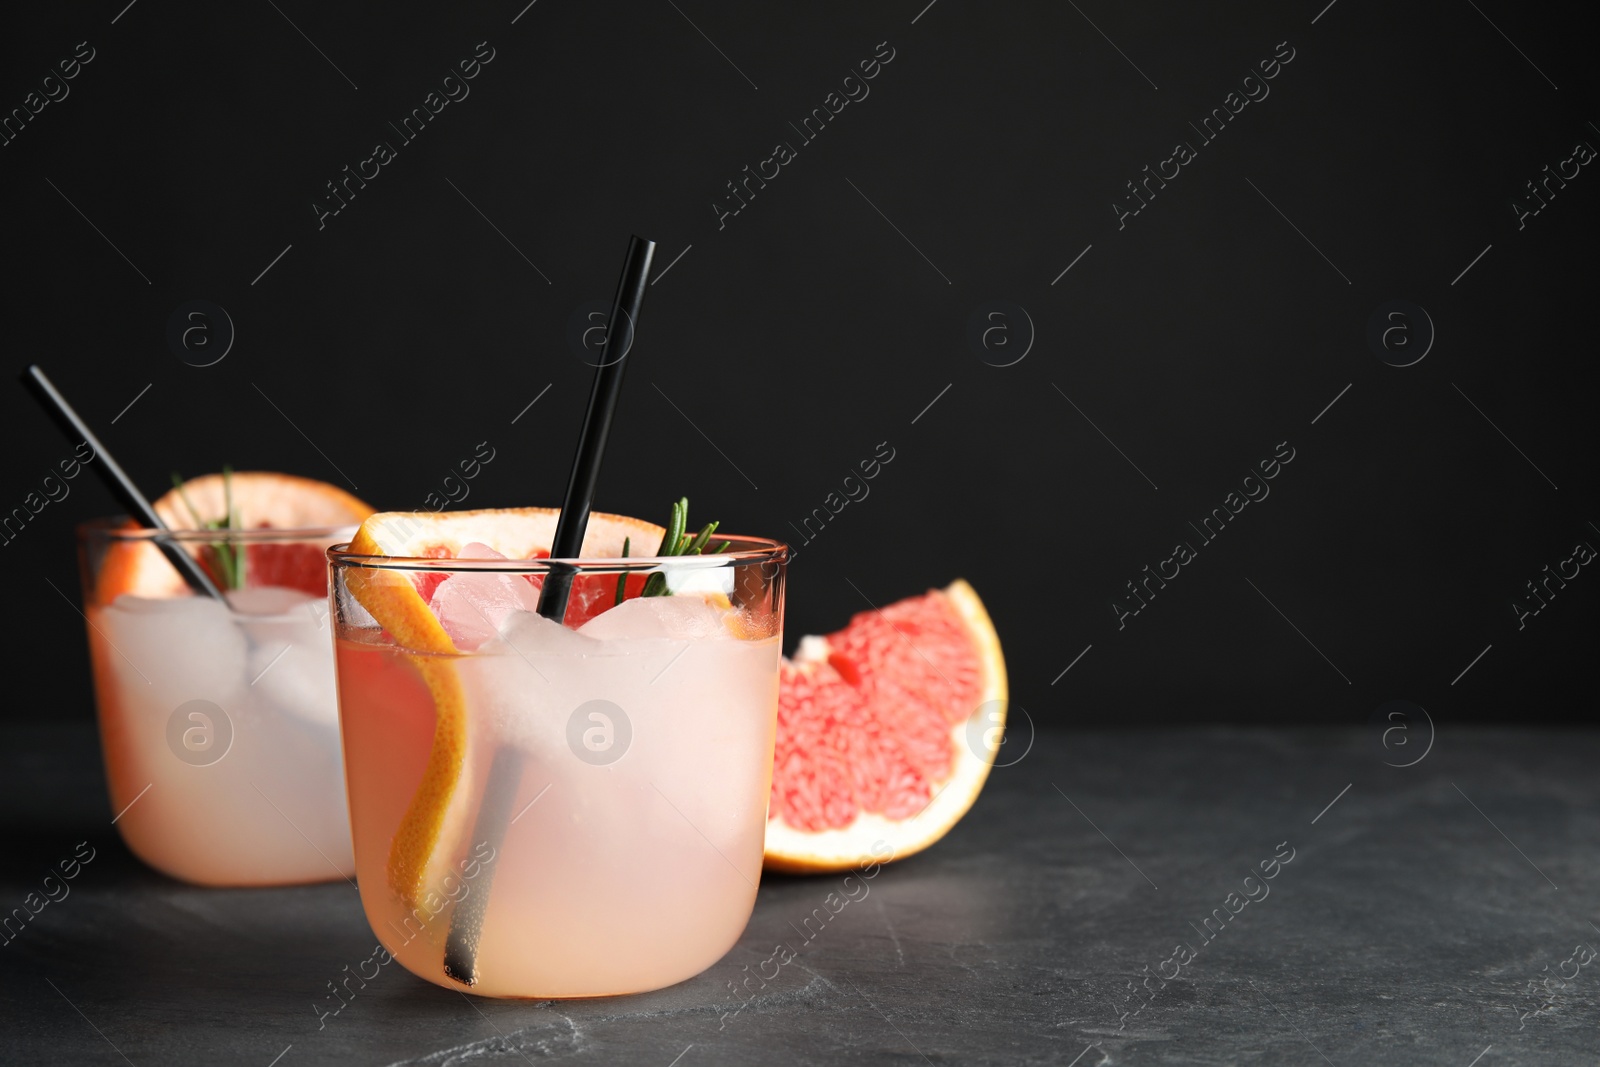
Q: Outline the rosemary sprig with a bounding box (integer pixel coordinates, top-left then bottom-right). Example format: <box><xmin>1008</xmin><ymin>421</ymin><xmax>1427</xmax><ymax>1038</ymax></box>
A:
<box><xmin>639</xmin><ymin>497</ymin><xmax>731</xmax><ymax>598</ymax></box>
<box><xmin>221</xmin><ymin>465</ymin><xmax>243</xmax><ymax>588</ymax></box>
<box><xmin>171</xmin><ymin>468</ymin><xmax>244</xmax><ymax>590</ymax></box>
<box><xmin>683</xmin><ymin>519</ymin><xmax>717</xmax><ymax>556</ymax></box>
<box><xmin>661</xmin><ymin>497</ymin><xmax>687</xmax><ymax>559</ymax></box>
<box><xmin>613</xmin><ymin>537</ymin><xmax>631</xmax><ymax>607</ymax></box>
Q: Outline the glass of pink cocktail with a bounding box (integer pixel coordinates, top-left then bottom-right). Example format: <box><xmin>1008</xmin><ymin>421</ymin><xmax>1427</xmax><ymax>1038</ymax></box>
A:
<box><xmin>328</xmin><ymin>509</ymin><xmax>785</xmax><ymax>998</ymax></box>
<box><xmin>81</xmin><ymin>518</ymin><xmax>360</xmax><ymax>886</ymax></box>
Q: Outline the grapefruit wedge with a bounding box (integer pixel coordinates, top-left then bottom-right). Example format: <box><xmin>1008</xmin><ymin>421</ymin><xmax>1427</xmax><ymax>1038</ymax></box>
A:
<box><xmin>764</xmin><ymin>580</ymin><xmax>1007</xmax><ymax>873</ymax></box>
<box><xmin>95</xmin><ymin>472</ymin><xmax>372</xmax><ymax>600</ymax></box>
<box><xmin>339</xmin><ymin>508</ymin><xmax>664</xmax><ymax>908</ymax></box>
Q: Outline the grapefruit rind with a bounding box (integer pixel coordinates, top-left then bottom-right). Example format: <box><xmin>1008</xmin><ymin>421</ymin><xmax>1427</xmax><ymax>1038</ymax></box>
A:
<box><xmin>95</xmin><ymin>472</ymin><xmax>372</xmax><ymax>603</ymax></box>
<box><xmin>154</xmin><ymin>472</ymin><xmax>371</xmax><ymax>529</ymax></box>
<box><xmin>340</xmin><ymin>508</ymin><xmax>665</xmax><ymax>909</ymax></box>
<box><xmin>349</xmin><ymin>507</ymin><xmax>660</xmax><ymax>563</ymax></box>
<box><xmin>339</xmin><ymin>559</ymin><xmax>464</xmax><ymax>909</ymax></box>
<box><xmin>762</xmin><ymin>579</ymin><xmax>1007</xmax><ymax>874</ymax></box>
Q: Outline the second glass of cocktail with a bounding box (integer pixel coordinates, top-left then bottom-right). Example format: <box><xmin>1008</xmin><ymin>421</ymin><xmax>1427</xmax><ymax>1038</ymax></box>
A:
<box><xmin>78</xmin><ymin>471</ymin><xmax>372</xmax><ymax>887</ymax></box>
<box><xmin>330</xmin><ymin>508</ymin><xmax>785</xmax><ymax>998</ymax></box>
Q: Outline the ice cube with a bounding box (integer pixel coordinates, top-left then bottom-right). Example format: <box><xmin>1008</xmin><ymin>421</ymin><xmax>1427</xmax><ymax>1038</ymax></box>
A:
<box><xmin>221</xmin><ymin>586</ymin><xmax>337</xmax><ymax>725</ymax></box>
<box><xmin>469</xmin><ymin>611</ymin><xmax>603</xmax><ymax>753</ymax></box>
<box><xmin>578</xmin><ymin>594</ymin><xmax>730</xmax><ymax>642</ymax></box>
<box><xmin>101</xmin><ymin>595</ymin><xmax>250</xmax><ymax>715</ymax></box>
<box><xmin>227</xmin><ymin>585</ymin><xmax>316</xmax><ymax>618</ymax></box>
<box><xmin>499</xmin><ymin>608</ymin><xmax>604</xmax><ymax>657</ymax></box>
<box><xmin>333</xmin><ymin>579</ymin><xmax>375</xmax><ymax>629</ymax></box>
<box><xmin>247</xmin><ymin>625</ymin><xmax>339</xmax><ymax>727</ymax></box>
<box><xmin>432</xmin><ymin>570</ymin><xmax>542</xmax><ymax>651</ymax></box>
<box><xmin>458</xmin><ymin>541</ymin><xmax>507</xmax><ymax>560</ymax></box>
<box><xmin>229</xmin><ymin>587</ymin><xmax>324</xmax><ymax>647</ymax></box>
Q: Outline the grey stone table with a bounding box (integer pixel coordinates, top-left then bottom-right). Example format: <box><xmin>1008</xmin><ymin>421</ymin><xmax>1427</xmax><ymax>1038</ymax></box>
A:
<box><xmin>4</xmin><ymin>722</ymin><xmax>1597</xmax><ymax>1066</ymax></box>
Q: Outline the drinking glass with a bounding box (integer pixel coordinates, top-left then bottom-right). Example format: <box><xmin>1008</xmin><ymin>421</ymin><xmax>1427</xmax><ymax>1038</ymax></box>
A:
<box><xmin>328</xmin><ymin>538</ymin><xmax>786</xmax><ymax>998</ymax></box>
<box><xmin>79</xmin><ymin>519</ymin><xmax>356</xmax><ymax>886</ymax></box>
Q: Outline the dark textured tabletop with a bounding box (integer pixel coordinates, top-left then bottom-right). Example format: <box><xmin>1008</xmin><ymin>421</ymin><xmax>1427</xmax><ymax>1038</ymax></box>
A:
<box><xmin>4</xmin><ymin>722</ymin><xmax>1597</xmax><ymax>1066</ymax></box>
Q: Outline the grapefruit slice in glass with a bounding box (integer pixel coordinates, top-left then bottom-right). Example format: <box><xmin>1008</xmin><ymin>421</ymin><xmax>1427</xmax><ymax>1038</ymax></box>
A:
<box><xmin>764</xmin><ymin>579</ymin><xmax>1007</xmax><ymax>873</ymax></box>
<box><xmin>338</xmin><ymin>508</ymin><xmax>664</xmax><ymax>908</ymax></box>
<box><xmin>94</xmin><ymin>471</ymin><xmax>373</xmax><ymax>600</ymax></box>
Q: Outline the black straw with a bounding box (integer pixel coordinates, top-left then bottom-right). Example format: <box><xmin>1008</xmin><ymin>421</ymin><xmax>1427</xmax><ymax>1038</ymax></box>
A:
<box><xmin>442</xmin><ymin>235</ymin><xmax>656</xmax><ymax>987</ymax></box>
<box><xmin>537</xmin><ymin>234</ymin><xmax>657</xmax><ymax>620</ymax></box>
<box><xmin>22</xmin><ymin>365</ymin><xmax>226</xmax><ymax>602</ymax></box>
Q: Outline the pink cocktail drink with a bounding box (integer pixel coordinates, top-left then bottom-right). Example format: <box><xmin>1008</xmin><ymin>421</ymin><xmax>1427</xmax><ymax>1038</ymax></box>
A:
<box><xmin>81</xmin><ymin>521</ymin><xmax>358</xmax><ymax>886</ymax></box>
<box><xmin>330</xmin><ymin>525</ymin><xmax>785</xmax><ymax>998</ymax></box>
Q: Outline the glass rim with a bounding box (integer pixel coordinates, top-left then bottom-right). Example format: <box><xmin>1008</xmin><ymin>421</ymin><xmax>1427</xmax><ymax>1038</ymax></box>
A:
<box><xmin>78</xmin><ymin>516</ymin><xmax>360</xmax><ymax>544</ymax></box>
<box><xmin>327</xmin><ymin>534</ymin><xmax>789</xmax><ymax>573</ymax></box>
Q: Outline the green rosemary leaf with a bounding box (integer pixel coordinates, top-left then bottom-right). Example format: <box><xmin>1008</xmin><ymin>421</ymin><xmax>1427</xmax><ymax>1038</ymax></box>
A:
<box><xmin>642</xmin><ymin>499</ymin><xmax>731</xmax><ymax>596</ymax></box>
<box><xmin>675</xmin><ymin>498</ymin><xmax>690</xmax><ymax>551</ymax></box>
<box><xmin>221</xmin><ymin>465</ymin><xmax>242</xmax><ymax>589</ymax></box>
<box><xmin>172</xmin><ymin>473</ymin><xmax>234</xmax><ymax>591</ymax></box>
<box><xmin>614</xmin><ymin>537</ymin><xmax>630</xmax><ymax>607</ymax></box>
<box><xmin>685</xmin><ymin>520</ymin><xmax>719</xmax><ymax>556</ymax></box>
<box><xmin>658</xmin><ymin>498</ymin><xmax>685</xmax><ymax>557</ymax></box>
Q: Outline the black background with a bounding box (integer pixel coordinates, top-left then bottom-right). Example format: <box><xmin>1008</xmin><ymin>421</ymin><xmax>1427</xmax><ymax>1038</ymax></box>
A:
<box><xmin>1</xmin><ymin>0</ymin><xmax>1594</xmax><ymax>728</ymax></box>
